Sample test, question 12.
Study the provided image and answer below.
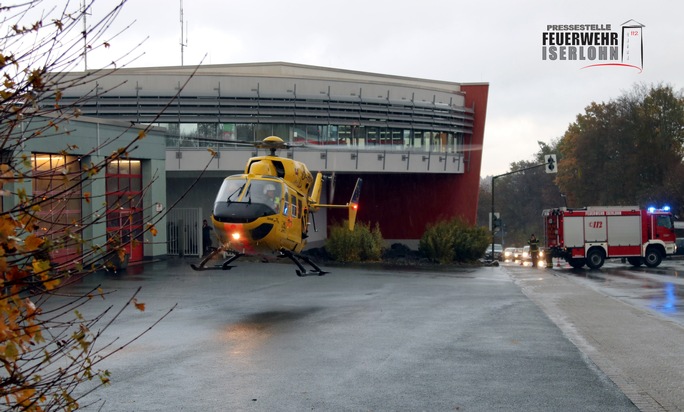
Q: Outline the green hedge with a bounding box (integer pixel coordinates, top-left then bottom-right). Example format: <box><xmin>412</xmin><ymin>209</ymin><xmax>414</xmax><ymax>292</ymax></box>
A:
<box><xmin>419</xmin><ymin>218</ymin><xmax>490</xmax><ymax>263</ymax></box>
<box><xmin>326</xmin><ymin>221</ymin><xmax>384</xmax><ymax>262</ymax></box>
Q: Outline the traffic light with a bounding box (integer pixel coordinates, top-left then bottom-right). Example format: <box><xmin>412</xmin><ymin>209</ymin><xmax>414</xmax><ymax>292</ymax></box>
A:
<box><xmin>493</xmin><ymin>216</ymin><xmax>501</xmax><ymax>232</ymax></box>
<box><xmin>545</xmin><ymin>154</ymin><xmax>557</xmax><ymax>173</ymax></box>
<box><xmin>490</xmin><ymin>212</ymin><xmax>501</xmax><ymax>232</ymax></box>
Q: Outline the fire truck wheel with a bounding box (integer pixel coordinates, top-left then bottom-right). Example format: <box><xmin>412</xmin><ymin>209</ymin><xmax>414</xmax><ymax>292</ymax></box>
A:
<box><xmin>586</xmin><ymin>248</ymin><xmax>605</xmax><ymax>269</ymax></box>
<box><xmin>568</xmin><ymin>258</ymin><xmax>585</xmax><ymax>269</ymax></box>
<box><xmin>627</xmin><ymin>257</ymin><xmax>643</xmax><ymax>267</ymax></box>
<box><xmin>644</xmin><ymin>248</ymin><xmax>662</xmax><ymax>268</ymax></box>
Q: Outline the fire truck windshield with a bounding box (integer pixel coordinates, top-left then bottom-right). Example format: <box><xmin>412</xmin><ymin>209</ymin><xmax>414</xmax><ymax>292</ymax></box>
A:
<box><xmin>656</xmin><ymin>214</ymin><xmax>674</xmax><ymax>229</ymax></box>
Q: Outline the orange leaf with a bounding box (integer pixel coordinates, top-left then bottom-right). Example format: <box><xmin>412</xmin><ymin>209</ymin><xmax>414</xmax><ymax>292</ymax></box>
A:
<box><xmin>23</xmin><ymin>234</ymin><xmax>44</xmax><ymax>251</ymax></box>
<box><xmin>146</xmin><ymin>223</ymin><xmax>158</xmax><ymax>236</ymax></box>
<box><xmin>132</xmin><ymin>298</ymin><xmax>145</xmax><ymax>312</ymax></box>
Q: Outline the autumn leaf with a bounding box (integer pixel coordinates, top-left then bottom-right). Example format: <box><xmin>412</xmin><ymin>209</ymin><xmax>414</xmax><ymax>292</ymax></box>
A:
<box><xmin>137</xmin><ymin>130</ymin><xmax>146</xmax><ymax>140</ymax></box>
<box><xmin>42</xmin><ymin>277</ymin><xmax>60</xmax><ymax>291</ymax></box>
<box><xmin>132</xmin><ymin>298</ymin><xmax>145</xmax><ymax>312</ymax></box>
<box><xmin>4</xmin><ymin>341</ymin><xmax>18</xmax><ymax>360</ymax></box>
<box><xmin>84</xmin><ymin>192</ymin><xmax>91</xmax><ymax>203</ymax></box>
<box><xmin>23</xmin><ymin>234</ymin><xmax>44</xmax><ymax>251</ymax></box>
<box><xmin>31</xmin><ymin>258</ymin><xmax>51</xmax><ymax>278</ymax></box>
<box><xmin>146</xmin><ymin>223</ymin><xmax>158</xmax><ymax>236</ymax></box>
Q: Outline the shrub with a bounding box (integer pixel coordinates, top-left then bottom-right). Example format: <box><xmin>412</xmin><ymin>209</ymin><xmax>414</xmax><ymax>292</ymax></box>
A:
<box><xmin>326</xmin><ymin>221</ymin><xmax>384</xmax><ymax>262</ymax></box>
<box><xmin>418</xmin><ymin>220</ymin><xmax>456</xmax><ymax>264</ymax></box>
<box><xmin>419</xmin><ymin>218</ymin><xmax>490</xmax><ymax>263</ymax></box>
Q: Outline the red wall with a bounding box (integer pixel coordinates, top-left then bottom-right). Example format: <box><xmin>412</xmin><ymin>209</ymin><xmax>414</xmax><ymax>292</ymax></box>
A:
<box><xmin>328</xmin><ymin>83</ymin><xmax>489</xmax><ymax>240</ymax></box>
<box><xmin>458</xmin><ymin>83</ymin><xmax>489</xmax><ymax>224</ymax></box>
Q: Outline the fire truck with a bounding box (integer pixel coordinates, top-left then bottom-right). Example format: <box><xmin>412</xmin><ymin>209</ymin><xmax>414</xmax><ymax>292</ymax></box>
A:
<box><xmin>543</xmin><ymin>206</ymin><xmax>677</xmax><ymax>269</ymax></box>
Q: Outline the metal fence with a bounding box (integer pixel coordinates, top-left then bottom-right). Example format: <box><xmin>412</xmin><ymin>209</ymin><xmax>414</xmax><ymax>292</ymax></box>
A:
<box><xmin>167</xmin><ymin>208</ymin><xmax>202</xmax><ymax>257</ymax></box>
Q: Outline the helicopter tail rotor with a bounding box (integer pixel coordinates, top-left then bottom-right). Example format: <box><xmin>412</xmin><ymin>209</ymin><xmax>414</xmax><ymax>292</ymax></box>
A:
<box><xmin>308</xmin><ymin>175</ymin><xmax>362</xmax><ymax>230</ymax></box>
<box><xmin>347</xmin><ymin>178</ymin><xmax>362</xmax><ymax>230</ymax></box>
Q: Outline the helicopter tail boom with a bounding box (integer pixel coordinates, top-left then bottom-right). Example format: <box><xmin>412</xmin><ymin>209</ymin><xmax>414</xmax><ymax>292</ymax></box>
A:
<box><xmin>310</xmin><ymin>172</ymin><xmax>324</xmax><ymax>208</ymax></box>
<box><xmin>312</xmin><ymin>178</ymin><xmax>363</xmax><ymax>230</ymax></box>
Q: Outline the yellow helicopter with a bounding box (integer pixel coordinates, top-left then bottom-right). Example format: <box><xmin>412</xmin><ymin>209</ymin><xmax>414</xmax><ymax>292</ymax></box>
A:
<box><xmin>191</xmin><ymin>135</ymin><xmax>362</xmax><ymax>276</ymax></box>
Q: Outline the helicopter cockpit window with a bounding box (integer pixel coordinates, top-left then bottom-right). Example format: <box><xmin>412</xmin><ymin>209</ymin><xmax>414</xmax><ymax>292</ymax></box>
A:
<box><xmin>216</xmin><ymin>178</ymin><xmax>246</xmax><ymax>203</ymax></box>
<box><xmin>246</xmin><ymin>180</ymin><xmax>282</xmax><ymax>211</ymax></box>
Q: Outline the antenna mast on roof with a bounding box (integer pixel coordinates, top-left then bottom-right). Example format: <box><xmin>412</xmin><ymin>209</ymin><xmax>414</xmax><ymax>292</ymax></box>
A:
<box><xmin>180</xmin><ymin>0</ymin><xmax>188</xmax><ymax>65</ymax></box>
<box><xmin>82</xmin><ymin>0</ymin><xmax>91</xmax><ymax>70</ymax></box>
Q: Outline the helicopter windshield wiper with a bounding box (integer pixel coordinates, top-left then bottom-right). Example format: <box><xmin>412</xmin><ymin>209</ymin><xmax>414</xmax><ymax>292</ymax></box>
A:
<box><xmin>244</xmin><ymin>184</ymin><xmax>252</xmax><ymax>204</ymax></box>
<box><xmin>226</xmin><ymin>185</ymin><xmax>244</xmax><ymax>204</ymax></box>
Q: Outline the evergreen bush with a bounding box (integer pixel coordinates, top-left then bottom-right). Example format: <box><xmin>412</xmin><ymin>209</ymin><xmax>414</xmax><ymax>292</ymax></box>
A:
<box><xmin>419</xmin><ymin>218</ymin><xmax>490</xmax><ymax>263</ymax></box>
<box><xmin>326</xmin><ymin>221</ymin><xmax>384</xmax><ymax>262</ymax></box>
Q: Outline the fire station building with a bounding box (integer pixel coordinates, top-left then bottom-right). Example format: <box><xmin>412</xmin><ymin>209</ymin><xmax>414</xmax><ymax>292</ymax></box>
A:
<box><xmin>52</xmin><ymin>62</ymin><xmax>488</xmax><ymax>258</ymax></box>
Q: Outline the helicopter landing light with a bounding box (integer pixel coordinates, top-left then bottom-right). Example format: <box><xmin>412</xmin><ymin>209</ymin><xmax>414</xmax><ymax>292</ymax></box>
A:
<box><xmin>231</xmin><ymin>232</ymin><xmax>241</xmax><ymax>241</ymax></box>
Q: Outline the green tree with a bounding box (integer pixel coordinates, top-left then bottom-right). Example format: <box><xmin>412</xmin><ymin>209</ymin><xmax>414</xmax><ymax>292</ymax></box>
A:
<box><xmin>557</xmin><ymin>84</ymin><xmax>684</xmax><ymax>211</ymax></box>
<box><xmin>481</xmin><ymin>83</ymin><xmax>684</xmax><ymax>248</ymax></box>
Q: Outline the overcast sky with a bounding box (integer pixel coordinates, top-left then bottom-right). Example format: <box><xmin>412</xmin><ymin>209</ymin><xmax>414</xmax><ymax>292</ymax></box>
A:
<box><xmin>79</xmin><ymin>0</ymin><xmax>684</xmax><ymax>177</ymax></box>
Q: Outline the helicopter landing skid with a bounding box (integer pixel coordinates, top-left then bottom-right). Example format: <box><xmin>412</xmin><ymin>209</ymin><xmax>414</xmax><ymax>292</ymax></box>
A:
<box><xmin>190</xmin><ymin>249</ymin><xmax>244</xmax><ymax>271</ymax></box>
<box><xmin>279</xmin><ymin>250</ymin><xmax>329</xmax><ymax>277</ymax></box>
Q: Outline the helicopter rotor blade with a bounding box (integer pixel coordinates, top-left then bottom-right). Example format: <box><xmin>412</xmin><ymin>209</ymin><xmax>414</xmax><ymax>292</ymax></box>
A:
<box><xmin>329</xmin><ymin>172</ymin><xmax>336</xmax><ymax>203</ymax></box>
<box><xmin>297</xmin><ymin>142</ymin><xmax>482</xmax><ymax>153</ymax></box>
<box><xmin>310</xmin><ymin>210</ymin><xmax>317</xmax><ymax>233</ymax></box>
<box><xmin>172</xmin><ymin>136</ymin><xmax>481</xmax><ymax>155</ymax></box>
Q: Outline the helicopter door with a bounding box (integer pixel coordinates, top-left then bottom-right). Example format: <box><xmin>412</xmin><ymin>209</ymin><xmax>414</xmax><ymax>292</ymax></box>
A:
<box><xmin>285</xmin><ymin>193</ymin><xmax>303</xmax><ymax>246</ymax></box>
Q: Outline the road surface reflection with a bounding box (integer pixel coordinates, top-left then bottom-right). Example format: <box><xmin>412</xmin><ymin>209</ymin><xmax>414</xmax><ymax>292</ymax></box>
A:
<box><xmin>560</xmin><ymin>261</ymin><xmax>684</xmax><ymax>324</ymax></box>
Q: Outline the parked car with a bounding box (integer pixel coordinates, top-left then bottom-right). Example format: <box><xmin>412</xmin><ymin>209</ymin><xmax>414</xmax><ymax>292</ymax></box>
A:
<box><xmin>484</xmin><ymin>244</ymin><xmax>503</xmax><ymax>261</ymax></box>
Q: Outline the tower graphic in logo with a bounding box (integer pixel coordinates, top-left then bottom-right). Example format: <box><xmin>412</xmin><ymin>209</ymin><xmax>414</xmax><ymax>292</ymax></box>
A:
<box><xmin>621</xmin><ymin>19</ymin><xmax>645</xmax><ymax>71</ymax></box>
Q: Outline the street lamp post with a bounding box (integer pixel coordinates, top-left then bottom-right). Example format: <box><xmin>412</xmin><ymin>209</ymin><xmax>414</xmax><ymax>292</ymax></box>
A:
<box><xmin>488</xmin><ymin>157</ymin><xmax>556</xmax><ymax>264</ymax></box>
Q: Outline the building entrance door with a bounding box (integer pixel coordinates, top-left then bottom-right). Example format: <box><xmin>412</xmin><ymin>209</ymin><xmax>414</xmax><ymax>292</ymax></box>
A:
<box><xmin>106</xmin><ymin>160</ymin><xmax>143</xmax><ymax>263</ymax></box>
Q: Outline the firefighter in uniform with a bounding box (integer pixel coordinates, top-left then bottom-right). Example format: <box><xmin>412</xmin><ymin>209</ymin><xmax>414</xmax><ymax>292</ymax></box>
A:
<box><xmin>528</xmin><ymin>234</ymin><xmax>540</xmax><ymax>267</ymax></box>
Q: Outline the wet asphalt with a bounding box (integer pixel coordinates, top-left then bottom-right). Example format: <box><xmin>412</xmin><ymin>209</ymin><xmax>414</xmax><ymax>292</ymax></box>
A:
<box><xmin>47</xmin><ymin>258</ymin><xmax>639</xmax><ymax>411</ymax></box>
